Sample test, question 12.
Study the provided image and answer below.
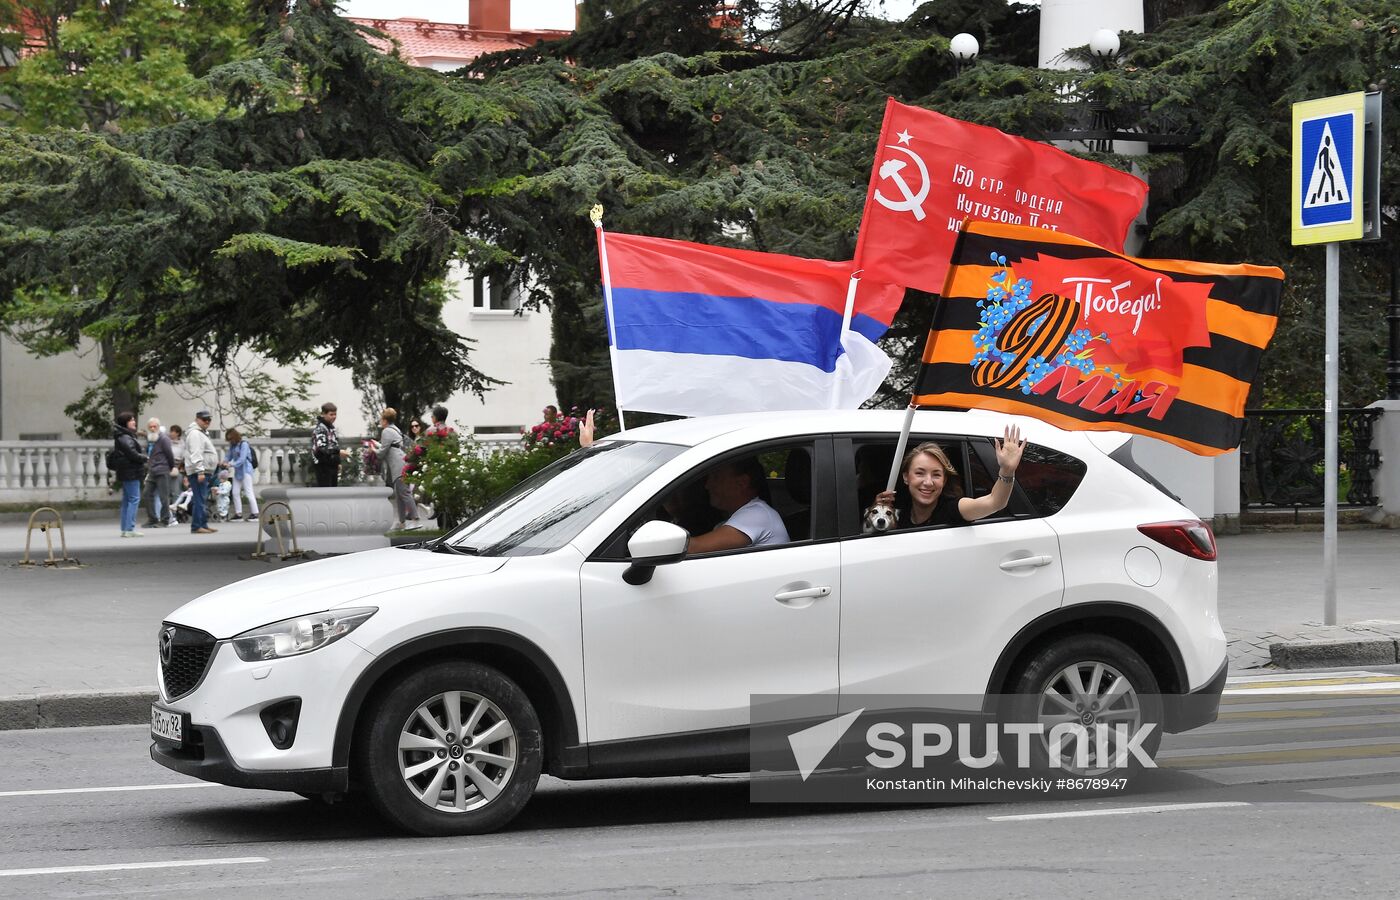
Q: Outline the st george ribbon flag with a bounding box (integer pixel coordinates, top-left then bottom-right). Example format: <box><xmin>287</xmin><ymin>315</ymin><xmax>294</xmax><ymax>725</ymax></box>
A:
<box><xmin>596</xmin><ymin>231</ymin><xmax>905</xmax><ymax>417</ymax></box>
<box><xmin>913</xmin><ymin>221</ymin><xmax>1284</xmax><ymax>456</ymax></box>
<box><xmin>854</xmin><ymin>99</ymin><xmax>1149</xmax><ymax>295</ymax></box>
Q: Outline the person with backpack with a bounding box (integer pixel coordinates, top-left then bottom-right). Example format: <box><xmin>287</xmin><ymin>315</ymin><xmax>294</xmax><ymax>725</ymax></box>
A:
<box><xmin>222</xmin><ymin>428</ymin><xmax>260</xmax><ymax>521</ymax></box>
<box><xmin>109</xmin><ymin>411</ymin><xmax>148</xmax><ymax>537</ymax></box>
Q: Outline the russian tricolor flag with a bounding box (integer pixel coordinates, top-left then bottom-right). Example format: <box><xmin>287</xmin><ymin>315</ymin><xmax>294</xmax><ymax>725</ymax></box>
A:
<box><xmin>597</xmin><ymin>231</ymin><xmax>904</xmax><ymax>417</ymax></box>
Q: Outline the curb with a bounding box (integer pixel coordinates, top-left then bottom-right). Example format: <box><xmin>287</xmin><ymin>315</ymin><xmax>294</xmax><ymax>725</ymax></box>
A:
<box><xmin>0</xmin><ymin>689</ymin><xmax>157</xmax><ymax>730</ymax></box>
<box><xmin>1270</xmin><ymin>639</ymin><xmax>1400</xmax><ymax>669</ymax></box>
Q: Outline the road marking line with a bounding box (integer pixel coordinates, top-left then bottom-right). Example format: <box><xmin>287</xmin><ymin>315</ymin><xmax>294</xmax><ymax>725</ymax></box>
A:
<box><xmin>1187</xmin><ymin>712</ymin><xmax>1400</xmax><ymax>735</ymax></box>
<box><xmin>0</xmin><ymin>783</ymin><xmax>219</xmax><ymax>799</ymax></box>
<box><xmin>1218</xmin><ymin>697</ymin><xmax>1400</xmax><ymax>716</ymax></box>
<box><xmin>1187</xmin><ymin>757</ymin><xmax>1400</xmax><ymax>785</ymax></box>
<box><xmin>1224</xmin><ymin>685</ymin><xmax>1400</xmax><ymax>696</ymax></box>
<box><xmin>1303</xmin><ymin>782</ymin><xmax>1400</xmax><ymax>800</ymax></box>
<box><xmin>0</xmin><ymin>857</ymin><xmax>267</xmax><ymax>877</ymax></box>
<box><xmin>1159</xmin><ymin>735</ymin><xmax>1400</xmax><ymax>760</ymax></box>
<box><xmin>988</xmin><ymin>802</ymin><xmax>1249</xmax><ymax>822</ymax></box>
<box><xmin>1227</xmin><ymin>671</ymin><xmax>1381</xmax><ymax>684</ymax></box>
<box><xmin>1162</xmin><ymin>742</ymin><xmax>1400</xmax><ymax>768</ymax></box>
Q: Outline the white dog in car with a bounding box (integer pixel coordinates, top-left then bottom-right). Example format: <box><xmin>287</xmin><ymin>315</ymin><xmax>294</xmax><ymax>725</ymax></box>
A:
<box><xmin>862</xmin><ymin>501</ymin><xmax>898</xmax><ymax>534</ymax></box>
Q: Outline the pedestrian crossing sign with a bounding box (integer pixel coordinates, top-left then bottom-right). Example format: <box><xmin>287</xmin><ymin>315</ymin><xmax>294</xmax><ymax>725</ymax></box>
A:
<box><xmin>1293</xmin><ymin>92</ymin><xmax>1365</xmax><ymax>245</ymax></box>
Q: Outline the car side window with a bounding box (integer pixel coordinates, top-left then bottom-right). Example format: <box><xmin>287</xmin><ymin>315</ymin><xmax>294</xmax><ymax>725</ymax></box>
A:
<box><xmin>844</xmin><ymin>436</ymin><xmax>997</xmax><ymax>537</ymax></box>
<box><xmin>596</xmin><ymin>441</ymin><xmax>818</xmax><ymax>560</ymax></box>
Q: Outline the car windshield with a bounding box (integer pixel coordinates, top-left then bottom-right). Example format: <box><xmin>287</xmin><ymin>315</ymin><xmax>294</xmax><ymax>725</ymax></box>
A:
<box><xmin>434</xmin><ymin>441</ymin><xmax>685</xmax><ymax>557</ymax></box>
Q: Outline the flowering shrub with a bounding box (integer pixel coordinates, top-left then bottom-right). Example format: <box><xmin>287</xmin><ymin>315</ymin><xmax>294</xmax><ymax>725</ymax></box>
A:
<box><xmin>521</xmin><ymin>409</ymin><xmax>579</xmax><ymax>453</ymax></box>
<box><xmin>520</xmin><ymin>406</ymin><xmax>617</xmax><ymax>457</ymax></box>
<box><xmin>402</xmin><ymin>407</ymin><xmax>618</xmax><ymax>528</ymax></box>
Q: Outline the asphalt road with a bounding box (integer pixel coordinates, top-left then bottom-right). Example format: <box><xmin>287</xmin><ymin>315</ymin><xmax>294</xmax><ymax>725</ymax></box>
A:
<box><xmin>2</xmin><ymin>669</ymin><xmax>1399</xmax><ymax>898</ymax></box>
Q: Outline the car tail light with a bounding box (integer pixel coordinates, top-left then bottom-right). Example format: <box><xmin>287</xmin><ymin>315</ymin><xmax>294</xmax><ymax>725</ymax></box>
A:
<box><xmin>1138</xmin><ymin>520</ymin><xmax>1216</xmax><ymax>561</ymax></box>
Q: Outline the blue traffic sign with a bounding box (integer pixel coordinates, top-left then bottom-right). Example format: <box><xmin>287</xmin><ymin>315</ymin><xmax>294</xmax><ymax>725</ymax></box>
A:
<box><xmin>1298</xmin><ymin>111</ymin><xmax>1356</xmax><ymax>228</ymax></box>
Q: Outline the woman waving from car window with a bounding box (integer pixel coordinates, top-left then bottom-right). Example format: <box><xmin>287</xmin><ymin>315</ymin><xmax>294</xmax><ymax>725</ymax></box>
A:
<box><xmin>875</xmin><ymin>425</ymin><xmax>1026</xmax><ymax>529</ymax></box>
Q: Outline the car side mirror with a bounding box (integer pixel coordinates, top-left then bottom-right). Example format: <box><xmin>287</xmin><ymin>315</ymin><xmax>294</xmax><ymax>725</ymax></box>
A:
<box><xmin>623</xmin><ymin>520</ymin><xmax>688</xmax><ymax>585</ymax></box>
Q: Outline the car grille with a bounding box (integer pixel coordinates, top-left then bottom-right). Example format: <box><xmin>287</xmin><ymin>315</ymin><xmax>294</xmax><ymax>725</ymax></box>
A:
<box><xmin>159</xmin><ymin>624</ymin><xmax>217</xmax><ymax>700</ymax></box>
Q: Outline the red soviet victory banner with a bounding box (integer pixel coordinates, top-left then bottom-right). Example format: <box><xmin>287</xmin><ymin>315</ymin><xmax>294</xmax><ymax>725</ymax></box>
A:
<box><xmin>853</xmin><ymin>99</ymin><xmax>1149</xmax><ymax>295</ymax></box>
<box><xmin>913</xmin><ymin>221</ymin><xmax>1284</xmax><ymax>456</ymax></box>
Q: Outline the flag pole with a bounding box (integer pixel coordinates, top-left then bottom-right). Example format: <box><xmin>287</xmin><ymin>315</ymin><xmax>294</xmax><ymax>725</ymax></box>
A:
<box><xmin>830</xmin><ymin>271</ymin><xmax>861</xmax><ymax>410</ymax></box>
<box><xmin>887</xmin><ymin>402</ymin><xmax>916</xmax><ymax>493</ymax></box>
<box><xmin>591</xmin><ymin>204</ymin><xmax>627</xmax><ymax>432</ymax></box>
<box><xmin>886</xmin><ymin>218</ymin><xmax>967</xmax><ymax>491</ymax></box>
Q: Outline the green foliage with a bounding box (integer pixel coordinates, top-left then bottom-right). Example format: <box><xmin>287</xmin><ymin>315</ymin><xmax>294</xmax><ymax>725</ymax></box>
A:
<box><xmin>447</xmin><ymin>0</ymin><xmax>1398</xmax><ymax>408</ymax></box>
<box><xmin>1</xmin><ymin>0</ymin><xmax>252</xmax><ymax>132</ymax></box>
<box><xmin>403</xmin><ymin>440</ymin><xmax>557</xmax><ymax>528</ymax></box>
<box><xmin>0</xmin><ymin>2</ymin><xmax>498</xmax><ymax>426</ymax></box>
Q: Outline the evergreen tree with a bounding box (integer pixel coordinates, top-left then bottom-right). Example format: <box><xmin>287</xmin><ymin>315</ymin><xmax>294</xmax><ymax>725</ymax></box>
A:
<box><xmin>0</xmin><ymin>1</ymin><xmax>499</xmax><ymax>433</ymax></box>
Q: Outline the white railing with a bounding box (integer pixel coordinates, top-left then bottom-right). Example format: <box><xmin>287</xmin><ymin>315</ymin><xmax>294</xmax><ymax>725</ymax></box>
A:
<box><xmin>0</xmin><ymin>433</ymin><xmax>527</xmax><ymax>503</ymax></box>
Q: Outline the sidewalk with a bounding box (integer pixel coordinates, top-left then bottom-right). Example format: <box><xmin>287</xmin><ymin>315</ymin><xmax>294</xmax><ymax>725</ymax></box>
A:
<box><xmin>0</xmin><ymin>519</ymin><xmax>1396</xmax><ymax>727</ymax></box>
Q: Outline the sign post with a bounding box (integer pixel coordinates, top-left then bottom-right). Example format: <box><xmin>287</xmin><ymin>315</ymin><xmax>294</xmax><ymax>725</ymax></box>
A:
<box><xmin>1291</xmin><ymin>91</ymin><xmax>1372</xmax><ymax>625</ymax></box>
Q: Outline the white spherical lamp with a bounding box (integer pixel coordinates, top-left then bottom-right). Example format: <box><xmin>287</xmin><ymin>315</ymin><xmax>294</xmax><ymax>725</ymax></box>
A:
<box><xmin>949</xmin><ymin>33</ymin><xmax>980</xmax><ymax>62</ymax></box>
<box><xmin>1089</xmin><ymin>28</ymin><xmax>1120</xmax><ymax>59</ymax></box>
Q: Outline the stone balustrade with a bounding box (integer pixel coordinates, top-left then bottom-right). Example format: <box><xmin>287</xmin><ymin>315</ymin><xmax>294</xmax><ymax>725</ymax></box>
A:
<box><xmin>0</xmin><ymin>433</ymin><xmax>523</xmax><ymax>505</ymax></box>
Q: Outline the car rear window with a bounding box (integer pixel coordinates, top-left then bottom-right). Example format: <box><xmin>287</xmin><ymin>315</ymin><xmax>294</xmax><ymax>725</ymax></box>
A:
<box><xmin>1014</xmin><ymin>444</ymin><xmax>1088</xmax><ymax>516</ymax></box>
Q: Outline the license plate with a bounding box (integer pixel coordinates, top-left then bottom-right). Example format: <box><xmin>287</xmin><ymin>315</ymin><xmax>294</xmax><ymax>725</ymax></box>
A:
<box><xmin>151</xmin><ymin>705</ymin><xmax>184</xmax><ymax>746</ymax></box>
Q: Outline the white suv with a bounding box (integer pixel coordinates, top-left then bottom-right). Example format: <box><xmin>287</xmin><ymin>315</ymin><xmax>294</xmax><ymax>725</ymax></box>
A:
<box><xmin>151</xmin><ymin>409</ymin><xmax>1227</xmax><ymax>835</ymax></box>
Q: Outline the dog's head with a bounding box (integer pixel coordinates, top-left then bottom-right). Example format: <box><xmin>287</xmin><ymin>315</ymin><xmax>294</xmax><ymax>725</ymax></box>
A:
<box><xmin>862</xmin><ymin>502</ymin><xmax>897</xmax><ymax>534</ymax></box>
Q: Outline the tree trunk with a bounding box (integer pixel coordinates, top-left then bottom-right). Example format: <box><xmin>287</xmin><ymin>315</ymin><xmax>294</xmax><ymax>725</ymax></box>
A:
<box><xmin>100</xmin><ymin>336</ymin><xmax>139</xmax><ymax>416</ymax></box>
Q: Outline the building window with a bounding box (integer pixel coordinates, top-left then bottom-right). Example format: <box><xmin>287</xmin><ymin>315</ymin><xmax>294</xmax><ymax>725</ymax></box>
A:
<box><xmin>472</xmin><ymin>274</ymin><xmax>522</xmax><ymax>313</ymax></box>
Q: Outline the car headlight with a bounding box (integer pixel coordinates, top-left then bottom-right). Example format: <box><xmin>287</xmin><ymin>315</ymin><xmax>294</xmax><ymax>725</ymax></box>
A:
<box><xmin>230</xmin><ymin>608</ymin><xmax>377</xmax><ymax>662</ymax></box>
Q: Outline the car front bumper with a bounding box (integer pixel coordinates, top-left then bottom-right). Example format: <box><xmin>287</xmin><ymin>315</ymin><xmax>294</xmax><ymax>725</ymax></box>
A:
<box><xmin>151</xmin><ymin>725</ymin><xmax>348</xmax><ymax>793</ymax></box>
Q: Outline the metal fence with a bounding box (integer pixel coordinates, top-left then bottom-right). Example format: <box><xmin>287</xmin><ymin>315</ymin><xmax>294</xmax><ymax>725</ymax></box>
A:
<box><xmin>1239</xmin><ymin>408</ymin><xmax>1383</xmax><ymax>509</ymax></box>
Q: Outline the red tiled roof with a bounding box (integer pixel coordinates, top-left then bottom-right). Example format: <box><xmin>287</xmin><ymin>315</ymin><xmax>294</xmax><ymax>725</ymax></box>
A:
<box><xmin>349</xmin><ymin>17</ymin><xmax>568</xmax><ymax>66</ymax></box>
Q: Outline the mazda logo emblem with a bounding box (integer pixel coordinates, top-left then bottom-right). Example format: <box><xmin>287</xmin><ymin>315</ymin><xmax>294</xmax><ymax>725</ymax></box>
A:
<box><xmin>159</xmin><ymin>627</ymin><xmax>175</xmax><ymax>666</ymax></box>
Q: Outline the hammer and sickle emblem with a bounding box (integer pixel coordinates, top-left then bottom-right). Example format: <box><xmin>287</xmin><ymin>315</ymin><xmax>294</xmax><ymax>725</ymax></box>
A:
<box><xmin>874</xmin><ymin>145</ymin><xmax>930</xmax><ymax>221</ymax></box>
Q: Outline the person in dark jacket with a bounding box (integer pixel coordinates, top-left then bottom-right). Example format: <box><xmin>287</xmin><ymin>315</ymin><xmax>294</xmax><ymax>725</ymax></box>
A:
<box><xmin>111</xmin><ymin>411</ymin><xmax>148</xmax><ymax>537</ymax></box>
<box><xmin>310</xmin><ymin>402</ymin><xmax>347</xmax><ymax>487</ymax></box>
<box><xmin>143</xmin><ymin>418</ymin><xmax>176</xmax><ymax>528</ymax></box>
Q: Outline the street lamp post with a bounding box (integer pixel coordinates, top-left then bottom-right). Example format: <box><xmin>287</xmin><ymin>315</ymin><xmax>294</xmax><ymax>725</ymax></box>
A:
<box><xmin>1087</xmin><ymin>28</ymin><xmax>1120</xmax><ymax>153</ymax></box>
<box><xmin>949</xmin><ymin>32</ymin><xmax>979</xmax><ymax>75</ymax></box>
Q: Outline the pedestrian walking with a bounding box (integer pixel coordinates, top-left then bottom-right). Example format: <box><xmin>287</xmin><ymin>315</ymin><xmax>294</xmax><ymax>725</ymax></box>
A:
<box><xmin>311</xmin><ymin>402</ymin><xmax>347</xmax><ymax>487</ymax></box>
<box><xmin>143</xmin><ymin>418</ymin><xmax>176</xmax><ymax>528</ymax></box>
<box><xmin>165</xmin><ymin>423</ymin><xmax>185</xmax><ymax>527</ymax></box>
<box><xmin>184</xmin><ymin>410</ymin><xmax>220</xmax><ymax>534</ymax></box>
<box><xmin>110</xmin><ymin>411</ymin><xmax>148</xmax><ymax>537</ymax></box>
<box><xmin>223</xmin><ymin>428</ymin><xmax>260</xmax><ymax>521</ymax></box>
<box><xmin>371</xmin><ymin>407</ymin><xmax>420</xmax><ymax>530</ymax></box>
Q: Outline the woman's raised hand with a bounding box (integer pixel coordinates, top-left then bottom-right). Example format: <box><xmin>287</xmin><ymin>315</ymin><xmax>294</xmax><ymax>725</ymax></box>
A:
<box><xmin>995</xmin><ymin>423</ymin><xmax>1026</xmax><ymax>475</ymax></box>
<box><xmin>579</xmin><ymin>409</ymin><xmax>596</xmax><ymax>448</ymax></box>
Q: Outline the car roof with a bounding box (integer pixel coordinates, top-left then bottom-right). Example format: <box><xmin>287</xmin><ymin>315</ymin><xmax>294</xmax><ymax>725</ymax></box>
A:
<box><xmin>601</xmin><ymin>408</ymin><xmax>1129</xmax><ymax>454</ymax></box>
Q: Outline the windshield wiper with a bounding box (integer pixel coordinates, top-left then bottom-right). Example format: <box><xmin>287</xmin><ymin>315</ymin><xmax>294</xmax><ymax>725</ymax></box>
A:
<box><xmin>431</xmin><ymin>542</ymin><xmax>480</xmax><ymax>555</ymax></box>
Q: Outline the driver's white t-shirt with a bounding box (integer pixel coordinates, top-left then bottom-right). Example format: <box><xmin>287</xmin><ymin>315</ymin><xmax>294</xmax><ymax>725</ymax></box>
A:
<box><xmin>724</xmin><ymin>497</ymin><xmax>789</xmax><ymax>547</ymax></box>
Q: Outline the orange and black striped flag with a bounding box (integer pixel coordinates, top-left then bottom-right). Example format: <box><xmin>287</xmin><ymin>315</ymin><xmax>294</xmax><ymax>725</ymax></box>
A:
<box><xmin>914</xmin><ymin>221</ymin><xmax>1284</xmax><ymax>456</ymax></box>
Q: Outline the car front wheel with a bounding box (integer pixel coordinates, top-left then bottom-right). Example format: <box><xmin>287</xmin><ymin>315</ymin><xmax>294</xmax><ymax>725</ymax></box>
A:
<box><xmin>358</xmin><ymin>660</ymin><xmax>542</xmax><ymax>835</ymax></box>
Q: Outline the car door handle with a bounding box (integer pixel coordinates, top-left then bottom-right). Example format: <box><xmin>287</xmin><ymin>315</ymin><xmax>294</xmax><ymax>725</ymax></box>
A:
<box><xmin>999</xmin><ymin>555</ymin><xmax>1054</xmax><ymax>571</ymax></box>
<box><xmin>774</xmin><ymin>586</ymin><xmax>831</xmax><ymax>603</ymax></box>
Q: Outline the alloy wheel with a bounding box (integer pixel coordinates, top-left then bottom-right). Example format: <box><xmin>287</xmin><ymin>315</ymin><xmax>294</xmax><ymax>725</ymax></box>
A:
<box><xmin>1033</xmin><ymin>660</ymin><xmax>1142</xmax><ymax>776</ymax></box>
<box><xmin>397</xmin><ymin>690</ymin><xmax>518</xmax><ymax>812</ymax></box>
